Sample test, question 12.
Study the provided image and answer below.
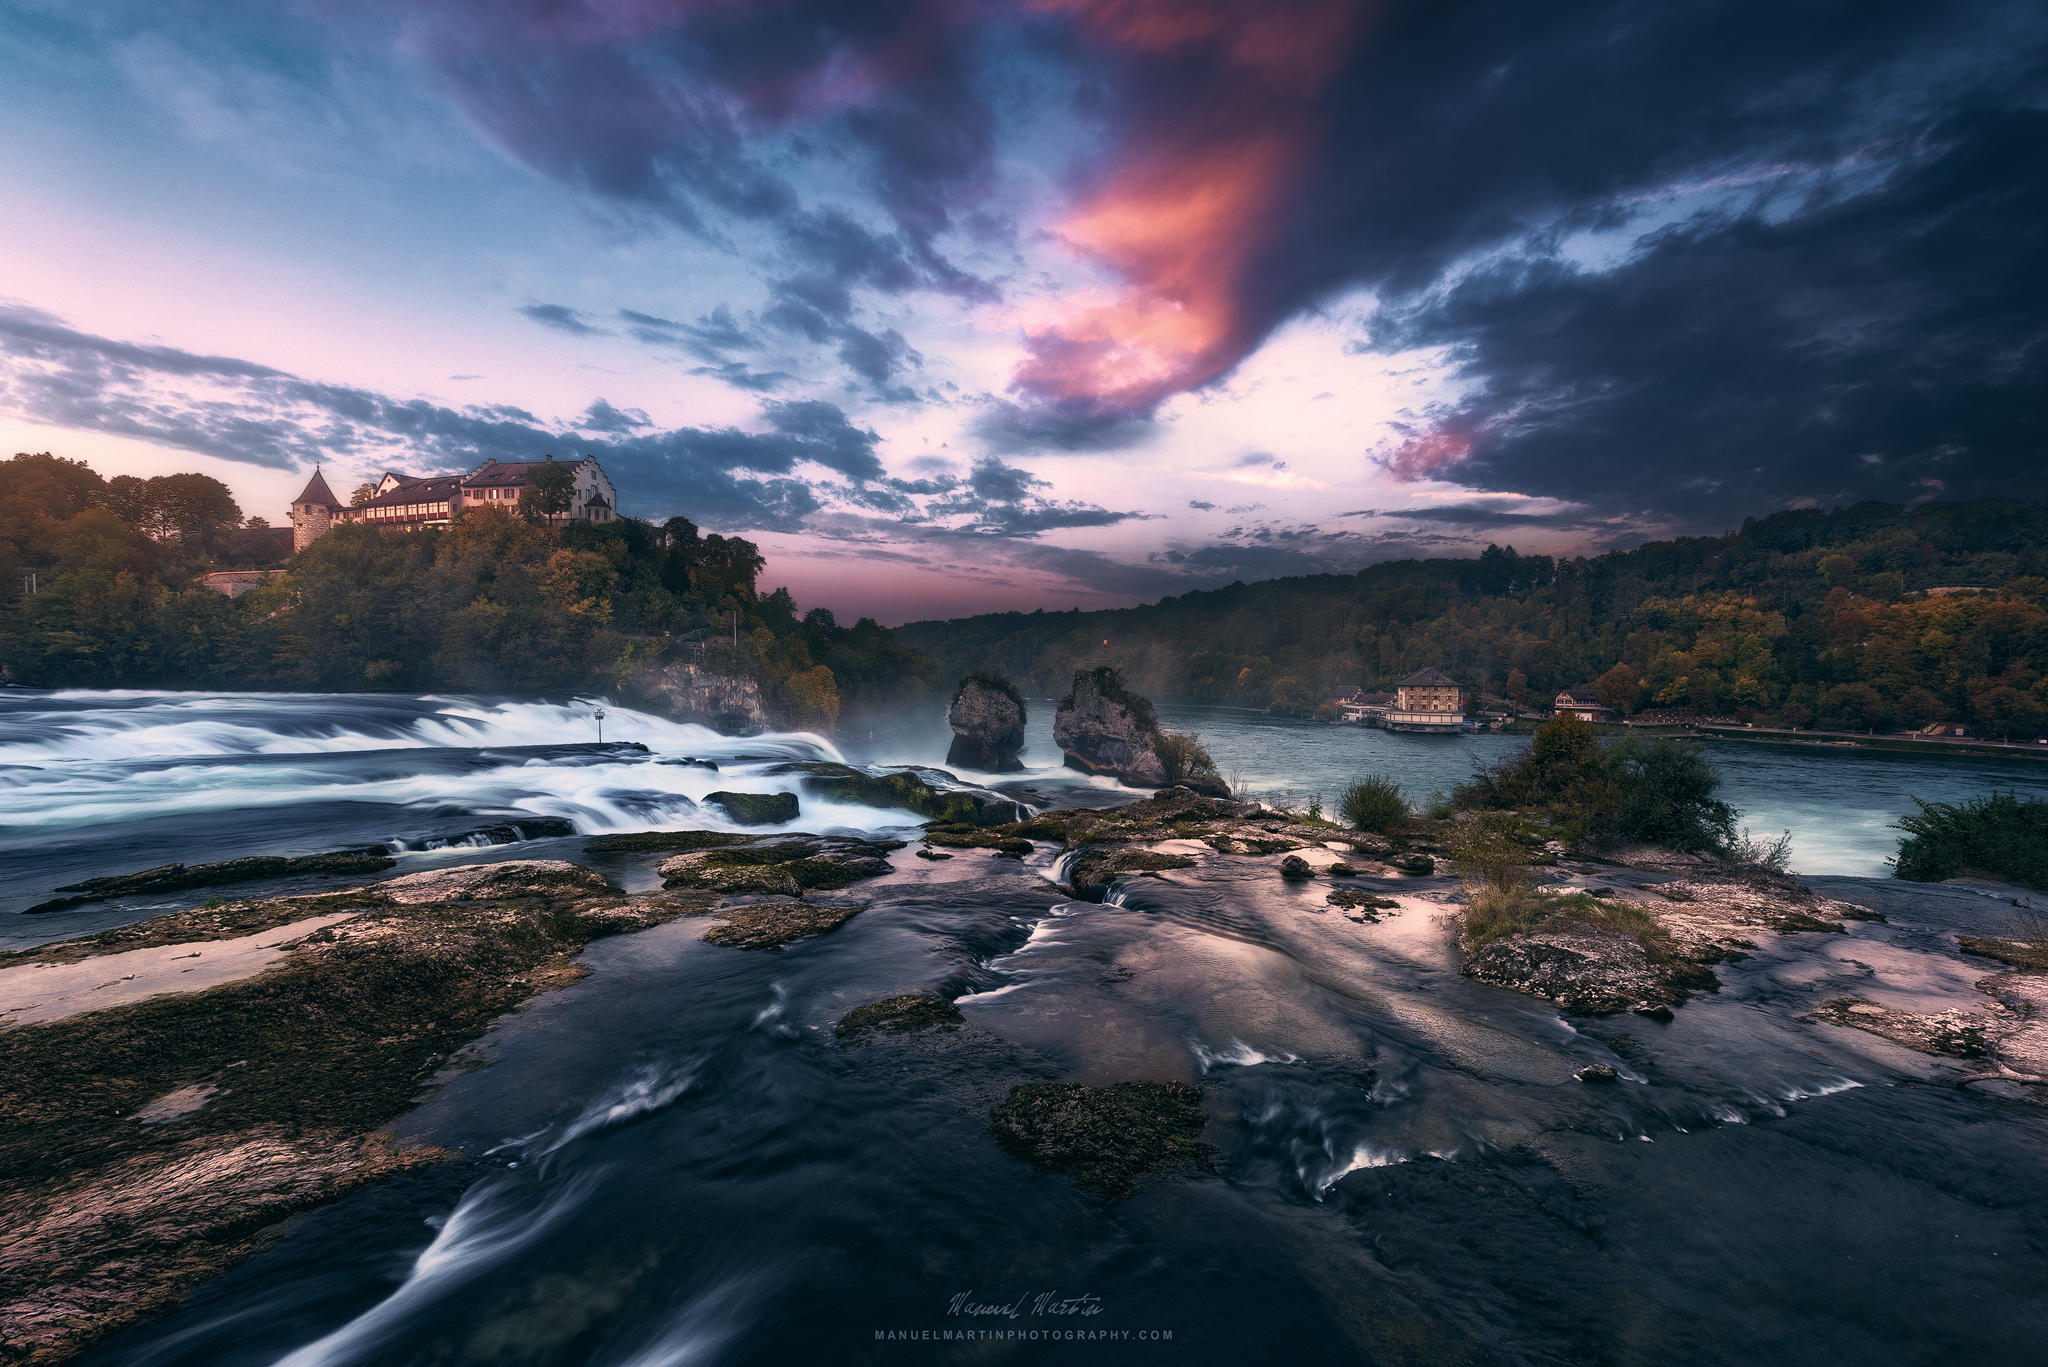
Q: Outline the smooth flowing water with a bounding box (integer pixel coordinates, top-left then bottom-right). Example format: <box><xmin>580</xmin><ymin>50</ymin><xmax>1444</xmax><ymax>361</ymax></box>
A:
<box><xmin>2</xmin><ymin>691</ymin><xmax>2043</xmax><ymax>1366</ymax></box>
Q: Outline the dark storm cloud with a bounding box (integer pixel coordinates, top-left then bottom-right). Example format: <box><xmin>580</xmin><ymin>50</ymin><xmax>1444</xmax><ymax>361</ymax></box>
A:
<box><xmin>1363</xmin><ymin>98</ymin><xmax>2048</xmax><ymax>522</ymax></box>
<box><xmin>401</xmin><ymin>0</ymin><xmax>998</xmax><ymax>301</ymax></box>
<box><xmin>517</xmin><ymin>302</ymin><xmax>607</xmax><ymax>336</ymax></box>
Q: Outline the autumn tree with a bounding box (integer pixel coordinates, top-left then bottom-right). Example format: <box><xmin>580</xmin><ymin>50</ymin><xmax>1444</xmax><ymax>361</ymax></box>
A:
<box><xmin>521</xmin><ymin>458</ymin><xmax>578</xmax><ymax>522</ymax></box>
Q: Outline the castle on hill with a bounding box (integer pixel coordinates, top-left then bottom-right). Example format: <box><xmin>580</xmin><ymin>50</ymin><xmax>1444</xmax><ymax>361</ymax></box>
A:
<box><xmin>290</xmin><ymin>457</ymin><xmax>618</xmax><ymax>552</ymax></box>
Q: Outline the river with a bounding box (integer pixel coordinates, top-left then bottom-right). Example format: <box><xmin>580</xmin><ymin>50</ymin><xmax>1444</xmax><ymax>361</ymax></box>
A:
<box><xmin>3</xmin><ymin>691</ymin><xmax>2044</xmax><ymax>1366</ymax></box>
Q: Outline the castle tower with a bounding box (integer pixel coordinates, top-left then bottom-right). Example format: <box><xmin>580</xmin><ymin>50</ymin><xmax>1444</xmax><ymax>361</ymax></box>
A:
<box><xmin>290</xmin><ymin>467</ymin><xmax>343</xmax><ymax>552</ymax></box>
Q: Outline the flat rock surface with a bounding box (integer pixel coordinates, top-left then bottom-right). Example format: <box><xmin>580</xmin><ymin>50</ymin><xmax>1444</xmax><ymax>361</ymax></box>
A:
<box><xmin>0</xmin><ymin>913</ymin><xmax>358</xmax><ymax>1027</ymax></box>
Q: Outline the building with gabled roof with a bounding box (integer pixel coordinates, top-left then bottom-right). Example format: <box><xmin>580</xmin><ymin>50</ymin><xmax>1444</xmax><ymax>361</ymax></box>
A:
<box><xmin>1553</xmin><ymin>688</ymin><xmax>1616</xmax><ymax>722</ymax></box>
<box><xmin>1387</xmin><ymin>667</ymin><xmax>1467</xmax><ymax>733</ymax></box>
<box><xmin>292</xmin><ymin>456</ymin><xmax>619</xmax><ymax>548</ymax></box>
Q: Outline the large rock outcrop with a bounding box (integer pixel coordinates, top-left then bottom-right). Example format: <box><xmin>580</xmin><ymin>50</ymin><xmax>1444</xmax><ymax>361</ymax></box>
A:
<box><xmin>1051</xmin><ymin>668</ymin><xmax>1229</xmax><ymax>797</ymax></box>
<box><xmin>623</xmin><ymin>659</ymin><xmax>770</xmax><ymax>734</ymax></box>
<box><xmin>946</xmin><ymin>674</ymin><xmax>1026</xmax><ymax>772</ymax></box>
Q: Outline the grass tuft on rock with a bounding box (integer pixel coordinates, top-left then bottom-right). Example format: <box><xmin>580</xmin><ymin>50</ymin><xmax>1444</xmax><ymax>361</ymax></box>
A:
<box><xmin>989</xmin><ymin>1081</ymin><xmax>1209</xmax><ymax>1196</ymax></box>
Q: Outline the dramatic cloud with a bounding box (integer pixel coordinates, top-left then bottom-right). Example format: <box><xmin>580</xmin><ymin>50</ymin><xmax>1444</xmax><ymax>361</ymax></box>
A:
<box><xmin>1363</xmin><ymin>100</ymin><xmax>2048</xmax><ymax>521</ymax></box>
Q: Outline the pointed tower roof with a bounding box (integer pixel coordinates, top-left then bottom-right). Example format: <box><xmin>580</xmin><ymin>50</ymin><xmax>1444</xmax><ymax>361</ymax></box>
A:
<box><xmin>292</xmin><ymin>466</ymin><xmax>343</xmax><ymax>510</ymax></box>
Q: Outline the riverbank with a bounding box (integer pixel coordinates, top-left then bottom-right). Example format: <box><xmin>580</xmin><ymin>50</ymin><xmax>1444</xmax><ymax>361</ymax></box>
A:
<box><xmin>9</xmin><ymin>798</ymin><xmax>2048</xmax><ymax>1364</ymax></box>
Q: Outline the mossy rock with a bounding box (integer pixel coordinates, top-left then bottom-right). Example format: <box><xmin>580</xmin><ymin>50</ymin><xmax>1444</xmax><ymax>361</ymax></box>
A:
<box><xmin>26</xmin><ymin>851</ymin><xmax>397</xmax><ymax>914</ymax></box>
<box><xmin>700</xmin><ymin>899</ymin><xmax>866</xmax><ymax>950</ymax></box>
<box><xmin>925</xmin><ymin>829</ymin><xmax>1034</xmax><ymax>856</ymax></box>
<box><xmin>1958</xmin><ymin>934</ymin><xmax>2048</xmax><ymax>971</ymax></box>
<box><xmin>1328</xmin><ymin>887</ymin><xmax>1398</xmax><ymax>918</ymax></box>
<box><xmin>1067</xmin><ymin>848</ymin><xmax>1198</xmax><ymax>893</ymax></box>
<box><xmin>835</xmin><ymin>993</ymin><xmax>964</xmax><ymax>1040</ymax></box>
<box><xmin>704</xmin><ymin>791</ymin><xmax>800</xmax><ymax>825</ymax></box>
<box><xmin>584</xmin><ymin>830</ymin><xmax>752</xmax><ymax>855</ymax></box>
<box><xmin>989</xmin><ymin>1081</ymin><xmax>1210</xmax><ymax>1196</ymax></box>
<box><xmin>767</xmin><ymin>762</ymin><xmax>1024</xmax><ymax>827</ymax></box>
<box><xmin>658</xmin><ymin>836</ymin><xmax>900</xmax><ymax>896</ymax></box>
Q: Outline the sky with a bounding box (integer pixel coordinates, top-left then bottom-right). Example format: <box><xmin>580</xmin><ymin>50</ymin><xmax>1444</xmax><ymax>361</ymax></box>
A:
<box><xmin>1</xmin><ymin>0</ymin><xmax>2043</xmax><ymax>625</ymax></box>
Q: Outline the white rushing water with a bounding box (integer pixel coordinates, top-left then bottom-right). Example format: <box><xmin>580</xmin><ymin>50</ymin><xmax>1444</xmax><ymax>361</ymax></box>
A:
<box><xmin>0</xmin><ymin>692</ymin><xmax>926</xmax><ymax>841</ymax></box>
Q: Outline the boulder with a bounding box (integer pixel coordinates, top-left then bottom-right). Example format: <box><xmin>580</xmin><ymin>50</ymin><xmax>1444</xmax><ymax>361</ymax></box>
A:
<box><xmin>765</xmin><ymin>761</ymin><xmax>1024</xmax><ymax>826</ymax></box>
<box><xmin>704</xmin><ymin>790</ymin><xmax>800</xmax><ymax>825</ymax></box>
<box><xmin>1051</xmin><ymin>668</ymin><xmax>1229</xmax><ymax>797</ymax></box>
<box><xmin>946</xmin><ymin>674</ymin><xmax>1027</xmax><ymax>772</ymax></box>
<box><xmin>1279</xmin><ymin>854</ymin><xmax>1317</xmax><ymax>881</ymax></box>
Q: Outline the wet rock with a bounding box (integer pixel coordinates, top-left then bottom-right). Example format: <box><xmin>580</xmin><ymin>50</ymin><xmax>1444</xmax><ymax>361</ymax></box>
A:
<box><xmin>1065</xmin><ymin>847</ymin><xmax>1198</xmax><ymax>896</ymax></box>
<box><xmin>915</xmin><ymin>848</ymin><xmax>954</xmax><ymax>861</ymax></box>
<box><xmin>26</xmin><ymin>850</ymin><xmax>398</xmax><ymax>914</ymax></box>
<box><xmin>946</xmin><ymin>674</ymin><xmax>1027</xmax><ymax>773</ymax></box>
<box><xmin>1279</xmin><ymin>855</ymin><xmax>1316</xmax><ymax>881</ymax></box>
<box><xmin>1959</xmin><ymin>934</ymin><xmax>2048</xmax><ymax>971</ymax></box>
<box><xmin>924</xmin><ymin>824</ymin><xmax>1034</xmax><ymax>856</ymax></box>
<box><xmin>1328</xmin><ymin>863</ymin><xmax>1359</xmax><ymax>877</ymax></box>
<box><xmin>1633</xmin><ymin>1003</ymin><xmax>1675</xmax><ymax>1023</ymax></box>
<box><xmin>1052</xmin><ymin>668</ymin><xmax>1229</xmax><ymax>798</ymax></box>
<box><xmin>989</xmin><ymin>1081</ymin><xmax>1211</xmax><ymax>1196</ymax></box>
<box><xmin>1806</xmin><ymin>997</ymin><xmax>1995</xmax><ymax>1059</ymax></box>
<box><xmin>1328</xmin><ymin>887</ymin><xmax>1398</xmax><ymax>922</ymax></box>
<box><xmin>1460</xmin><ymin>895</ymin><xmax>1720</xmax><ymax>1016</ymax></box>
<box><xmin>766</xmin><ymin>761</ymin><xmax>1024</xmax><ymax>826</ymax></box>
<box><xmin>696</xmin><ymin>897</ymin><xmax>866</xmax><ymax>950</ymax></box>
<box><xmin>835</xmin><ymin>993</ymin><xmax>964</xmax><ymax>1040</ymax></box>
<box><xmin>377</xmin><ymin>859</ymin><xmax>612</xmax><ymax>904</ymax></box>
<box><xmin>704</xmin><ymin>790</ymin><xmax>800</xmax><ymax>825</ymax></box>
<box><xmin>584</xmin><ymin>830</ymin><xmax>751</xmax><ymax>855</ymax></box>
<box><xmin>1575</xmin><ymin>1064</ymin><xmax>1620</xmax><ymax>1083</ymax></box>
<box><xmin>659</xmin><ymin>835</ymin><xmax>902</xmax><ymax>896</ymax></box>
<box><xmin>1392</xmin><ymin>853</ymin><xmax>1436</xmax><ymax>876</ymax></box>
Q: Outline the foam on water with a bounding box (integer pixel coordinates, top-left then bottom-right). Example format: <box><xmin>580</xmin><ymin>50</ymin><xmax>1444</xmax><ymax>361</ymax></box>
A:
<box><xmin>0</xmin><ymin>692</ymin><xmax>950</xmax><ymax>845</ymax></box>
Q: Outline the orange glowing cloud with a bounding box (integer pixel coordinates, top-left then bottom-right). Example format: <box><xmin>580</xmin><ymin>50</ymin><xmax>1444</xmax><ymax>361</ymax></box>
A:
<box><xmin>1012</xmin><ymin>1</ymin><xmax>1367</xmax><ymax>416</ymax></box>
<box><xmin>1013</xmin><ymin>132</ymin><xmax>1303</xmax><ymax>413</ymax></box>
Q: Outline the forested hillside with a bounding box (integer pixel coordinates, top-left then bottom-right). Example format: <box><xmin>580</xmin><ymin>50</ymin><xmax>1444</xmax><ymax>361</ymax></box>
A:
<box><xmin>0</xmin><ymin>452</ymin><xmax>933</xmax><ymax>730</ymax></box>
<box><xmin>896</xmin><ymin>501</ymin><xmax>2048</xmax><ymax>738</ymax></box>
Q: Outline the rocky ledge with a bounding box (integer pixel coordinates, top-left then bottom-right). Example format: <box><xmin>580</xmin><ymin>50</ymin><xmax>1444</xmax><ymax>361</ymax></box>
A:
<box><xmin>0</xmin><ymin>861</ymin><xmax>711</xmax><ymax>1366</ymax></box>
<box><xmin>1458</xmin><ymin>867</ymin><xmax>1877</xmax><ymax>1016</ymax></box>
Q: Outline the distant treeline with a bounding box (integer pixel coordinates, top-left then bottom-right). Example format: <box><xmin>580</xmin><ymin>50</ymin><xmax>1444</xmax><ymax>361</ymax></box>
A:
<box><xmin>0</xmin><ymin>452</ymin><xmax>934</xmax><ymax>731</ymax></box>
<box><xmin>896</xmin><ymin>500</ymin><xmax>2048</xmax><ymax>739</ymax></box>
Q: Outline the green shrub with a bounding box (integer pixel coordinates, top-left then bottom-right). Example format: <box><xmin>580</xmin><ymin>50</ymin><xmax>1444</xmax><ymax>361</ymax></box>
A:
<box><xmin>1154</xmin><ymin>730</ymin><xmax>1221</xmax><ymax>787</ymax></box>
<box><xmin>1339</xmin><ymin>775</ymin><xmax>1410</xmax><ymax>833</ymax></box>
<box><xmin>1452</xmin><ymin>715</ymin><xmax>1735</xmax><ymax>854</ymax></box>
<box><xmin>1893</xmin><ymin>790</ymin><xmax>2048</xmax><ymax>890</ymax></box>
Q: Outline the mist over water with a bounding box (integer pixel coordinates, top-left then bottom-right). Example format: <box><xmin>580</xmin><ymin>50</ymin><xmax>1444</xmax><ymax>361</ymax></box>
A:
<box><xmin>7</xmin><ymin>690</ymin><xmax>2046</xmax><ymax>1365</ymax></box>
